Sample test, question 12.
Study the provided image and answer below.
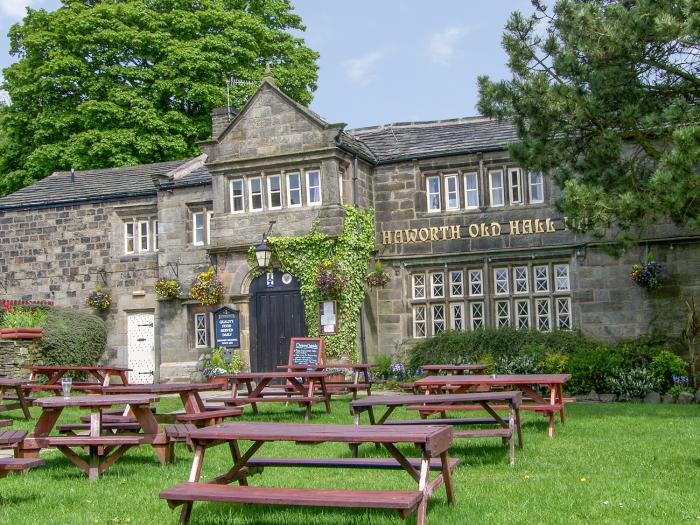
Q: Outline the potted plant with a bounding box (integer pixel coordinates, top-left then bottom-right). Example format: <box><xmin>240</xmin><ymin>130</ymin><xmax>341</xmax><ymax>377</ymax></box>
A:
<box><xmin>202</xmin><ymin>347</ymin><xmax>244</xmax><ymax>387</ymax></box>
<box><xmin>86</xmin><ymin>284</ymin><xmax>111</xmax><ymax>311</ymax></box>
<box><xmin>0</xmin><ymin>302</ymin><xmax>45</xmax><ymax>339</ymax></box>
<box><xmin>631</xmin><ymin>251</ymin><xmax>667</xmax><ymax>291</ymax></box>
<box><xmin>325</xmin><ymin>367</ymin><xmax>348</xmax><ymax>383</ymax></box>
<box><xmin>190</xmin><ymin>266</ymin><xmax>224</xmax><ymax>305</ymax></box>
<box><xmin>314</xmin><ymin>257</ymin><xmax>347</xmax><ymax>298</ymax></box>
<box><xmin>366</xmin><ymin>260</ymin><xmax>391</xmax><ymax>288</ymax></box>
<box><xmin>155</xmin><ymin>278</ymin><xmax>181</xmax><ymax>300</ymax></box>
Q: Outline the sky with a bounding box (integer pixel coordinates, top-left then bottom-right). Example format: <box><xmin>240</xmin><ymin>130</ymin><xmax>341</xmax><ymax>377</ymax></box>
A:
<box><xmin>0</xmin><ymin>0</ymin><xmax>530</xmax><ymax>129</ymax></box>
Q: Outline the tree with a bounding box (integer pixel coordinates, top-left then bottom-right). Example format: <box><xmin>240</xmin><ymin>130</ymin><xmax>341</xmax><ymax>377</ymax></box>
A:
<box><xmin>478</xmin><ymin>0</ymin><xmax>700</xmax><ymax>242</ymax></box>
<box><xmin>0</xmin><ymin>0</ymin><xmax>319</xmax><ymax>194</ymax></box>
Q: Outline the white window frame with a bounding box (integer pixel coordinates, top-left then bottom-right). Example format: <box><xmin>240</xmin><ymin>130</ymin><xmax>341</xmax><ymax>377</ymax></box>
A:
<box><xmin>248</xmin><ymin>177</ymin><xmax>263</xmax><ymax>211</ymax></box>
<box><xmin>464</xmin><ymin>172</ymin><xmax>479</xmax><ymax>209</ymax></box>
<box><xmin>515</xmin><ymin>299</ymin><xmax>530</xmax><ymax>330</ymax></box>
<box><xmin>444</xmin><ymin>174</ymin><xmax>460</xmax><ymax>210</ymax></box>
<box><xmin>496</xmin><ymin>300</ymin><xmax>511</xmax><ymax>327</ymax></box>
<box><xmin>555</xmin><ymin>264</ymin><xmax>570</xmax><ymax>292</ymax></box>
<box><xmin>338</xmin><ymin>171</ymin><xmax>344</xmax><ymax>206</ymax></box>
<box><xmin>194</xmin><ymin>313</ymin><xmax>208</xmax><ymax>348</ymax></box>
<box><xmin>469</xmin><ymin>269</ymin><xmax>483</xmax><ymax>296</ymax></box>
<box><xmin>430</xmin><ymin>272</ymin><xmax>445</xmax><ymax>299</ymax></box>
<box><xmin>153</xmin><ymin>220</ymin><xmax>159</xmax><ymax>252</ymax></box>
<box><xmin>267</xmin><ymin>174</ymin><xmax>282</xmax><ymax>210</ymax></box>
<box><xmin>413</xmin><ymin>306</ymin><xmax>427</xmax><ymax>338</ymax></box>
<box><xmin>470</xmin><ymin>302</ymin><xmax>485</xmax><ymax>329</ymax></box>
<box><xmin>230</xmin><ymin>179</ymin><xmax>245</xmax><ymax>213</ymax></box>
<box><xmin>489</xmin><ymin>170</ymin><xmax>504</xmax><ymax>207</ymax></box>
<box><xmin>529</xmin><ymin>171</ymin><xmax>544</xmax><ymax>203</ymax></box>
<box><xmin>449</xmin><ymin>270</ymin><xmax>463</xmax><ymax>297</ymax></box>
<box><xmin>287</xmin><ymin>172</ymin><xmax>302</xmax><ymax>207</ymax></box>
<box><xmin>192</xmin><ymin>212</ymin><xmax>205</xmax><ymax>246</ymax></box>
<box><xmin>556</xmin><ymin>297</ymin><xmax>572</xmax><ymax>330</ymax></box>
<box><xmin>494</xmin><ymin>268</ymin><xmax>509</xmax><ymax>295</ymax></box>
<box><xmin>138</xmin><ymin>220</ymin><xmax>150</xmax><ymax>253</ymax></box>
<box><xmin>124</xmin><ymin>222</ymin><xmax>135</xmax><ymax>254</ymax></box>
<box><xmin>513</xmin><ymin>266</ymin><xmax>529</xmax><ymax>294</ymax></box>
<box><xmin>432</xmin><ymin>304</ymin><xmax>446</xmax><ymax>334</ymax></box>
<box><xmin>426</xmin><ymin>176</ymin><xmax>441</xmax><ymax>212</ymax></box>
<box><xmin>509</xmin><ymin>168</ymin><xmax>523</xmax><ymax>205</ymax></box>
<box><xmin>306</xmin><ymin>170</ymin><xmax>322</xmax><ymax>206</ymax></box>
<box><xmin>206</xmin><ymin>211</ymin><xmax>213</xmax><ymax>245</ymax></box>
<box><xmin>536</xmin><ymin>298</ymin><xmax>551</xmax><ymax>331</ymax></box>
<box><xmin>450</xmin><ymin>303</ymin><xmax>464</xmax><ymax>331</ymax></box>
<box><xmin>534</xmin><ymin>265</ymin><xmax>550</xmax><ymax>293</ymax></box>
<box><xmin>412</xmin><ymin>274</ymin><xmax>426</xmax><ymax>300</ymax></box>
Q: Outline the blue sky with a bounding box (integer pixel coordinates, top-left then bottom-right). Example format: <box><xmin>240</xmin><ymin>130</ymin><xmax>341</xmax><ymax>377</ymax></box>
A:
<box><xmin>0</xmin><ymin>0</ymin><xmax>529</xmax><ymax>129</ymax></box>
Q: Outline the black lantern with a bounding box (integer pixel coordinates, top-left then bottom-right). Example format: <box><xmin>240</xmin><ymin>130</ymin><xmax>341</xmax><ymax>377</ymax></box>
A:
<box><xmin>255</xmin><ymin>236</ymin><xmax>272</xmax><ymax>269</ymax></box>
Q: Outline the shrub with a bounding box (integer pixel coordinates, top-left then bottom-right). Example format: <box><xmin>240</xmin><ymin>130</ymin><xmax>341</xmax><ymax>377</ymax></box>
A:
<box><xmin>650</xmin><ymin>351</ymin><xmax>688</xmax><ymax>393</ymax></box>
<box><xmin>37</xmin><ymin>308</ymin><xmax>107</xmax><ymax>366</ymax></box>
<box><xmin>566</xmin><ymin>345</ymin><xmax>624</xmax><ymax>394</ymax></box>
<box><xmin>543</xmin><ymin>352</ymin><xmax>569</xmax><ymax>374</ymax></box>
<box><xmin>606</xmin><ymin>368</ymin><xmax>658</xmax><ymax>400</ymax></box>
<box><xmin>202</xmin><ymin>347</ymin><xmax>243</xmax><ymax>377</ymax></box>
<box><xmin>668</xmin><ymin>376</ymin><xmax>694</xmax><ymax>399</ymax></box>
<box><xmin>493</xmin><ymin>354</ymin><xmax>542</xmax><ymax>374</ymax></box>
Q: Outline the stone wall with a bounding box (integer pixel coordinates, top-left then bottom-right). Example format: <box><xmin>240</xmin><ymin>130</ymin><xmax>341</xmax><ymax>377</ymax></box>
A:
<box><xmin>0</xmin><ymin>339</ymin><xmax>40</xmax><ymax>378</ymax></box>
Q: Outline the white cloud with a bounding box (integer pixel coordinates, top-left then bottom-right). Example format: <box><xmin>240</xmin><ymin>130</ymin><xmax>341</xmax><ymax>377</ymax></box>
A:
<box><xmin>427</xmin><ymin>26</ymin><xmax>466</xmax><ymax>66</ymax></box>
<box><xmin>0</xmin><ymin>0</ymin><xmax>51</xmax><ymax>18</ymax></box>
<box><xmin>344</xmin><ymin>50</ymin><xmax>385</xmax><ymax>86</ymax></box>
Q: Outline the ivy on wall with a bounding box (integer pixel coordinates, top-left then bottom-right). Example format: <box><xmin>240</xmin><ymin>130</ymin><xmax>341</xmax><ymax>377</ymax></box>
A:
<box><xmin>248</xmin><ymin>206</ymin><xmax>375</xmax><ymax>360</ymax></box>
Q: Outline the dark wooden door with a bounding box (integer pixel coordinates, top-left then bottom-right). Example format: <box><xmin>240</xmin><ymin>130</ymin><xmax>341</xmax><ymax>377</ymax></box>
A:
<box><xmin>250</xmin><ymin>270</ymin><xmax>307</xmax><ymax>373</ymax></box>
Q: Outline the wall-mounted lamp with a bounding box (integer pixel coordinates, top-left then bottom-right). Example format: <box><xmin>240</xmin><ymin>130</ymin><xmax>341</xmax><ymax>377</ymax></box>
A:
<box><xmin>254</xmin><ymin>221</ymin><xmax>276</xmax><ymax>269</ymax></box>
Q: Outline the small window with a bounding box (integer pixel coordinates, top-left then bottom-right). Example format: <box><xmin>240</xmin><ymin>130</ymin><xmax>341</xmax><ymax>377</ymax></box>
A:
<box><xmin>287</xmin><ymin>173</ymin><xmax>302</xmax><ymax>207</ymax></box>
<box><xmin>194</xmin><ymin>313</ymin><xmax>208</xmax><ymax>348</ymax></box>
<box><xmin>230</xmin><ymin>180</ymin><xmax>245</xmax><ymax>213</ymax></box>
<box><xmin>515</xmin><ymin>299</ymin><xmax>530</xmax><ymax>330</ymax></box>
<box><xmin>536</xmin><ymin>298</ymin><xmax>551</xmax><ymax>331</ymax></box>
<box><xmin>464</xmin><ymin>172</ymin><xmax>479</xmax><ymax>209</ymax></box>
<box><xmin>513</xmin><ymin>266</ymin><xmax>529</xmax><ymax>294</ymax></box>
<box><xmin>413</xmin><ymin>306</ymin><xmax>426</xmax><ymax>338</ymax></box>
<box><xmin>496</xmin><ymin>300</ymin><xmax>510</xmax><ymax>327</ymax></box>
<box><xmin>450</xmin><ymin>303</ymin><xmax>464</xmax><ymax>331</ymax></box>
<box><xmin>249</xmin><ymin>177</ymin><xmax>263</xmax><ymax>211</ymax></box>
<box><xmin>494</xmin><ymin>268</ymin><xmax>509</xmax><ymax>295</ymax></box>
<box><xmin>125</xmin><ymin>222</ymin><xmax>135</xmax><ymax>254</ymax></box>
<box><xmin>469</xmin><ymin>269</ymin><xmax>483</xmax><ymax>296</ymax></box>
<box><xmin>268</xmin><ymin>175</ymin><xmax>282</xmax><ymax>209</ymax></box>
<box><xmin>470</xmin><ymin>302</ymin><xmax>485</xmax><ymax>329</ymax></box>
<box><xmin>555</xmin><ymin>264</ymin><xmax>570</xmax><ymax>291</ymax></box>
<box><xmin>193</xmin><ymin>212</ymin><xmax>205</xmax><ymax>246</ymax></box>
<box><xmin>509</xmin><ymin>168</ymin><xmax>523</xmax><ymax>205</ymax></box>
<box><xmin>306</xmin><ymin>170</ymin><xmax>322</xmax><ymax>206</ymax></box>
<box><xmin>489</xmin><ymin>170</ymin><xmax>504</xmax><ymax>207</ymax></box>
<box><xmin>154</xmin><ymin>220</ymin><xmax>159</xmax><ymax>252</ymax></box>
<box><xmin>138</xmin><ymin>221</ymin><xmax>149</xmax><ymax>252</ymax></box>
<box><xmin>534</xmin><ymin>265</ymin><xmax>549</xmax><ymax>293</ymax></box>
<box><xmin>449</xmin><ymin>271</ymin><xmax>463</xmax><ymax>297</ymax></box>
<box><xmin>412</xmin><ymin>274</ymin><xmax>425</xmax><ymax>299</ymax></box>
<box><xmin>432</xmin><ymin>304</ymin><xmax>445</xmax><ymax>334</ymax></box>
<box><xmin>556</xmin><ymin>297</ymin><xmax>572</xmax><ymax>330</ymax></box>
<box><xmin>206</xmin><ymin>211</ymin><xmax>213</xmax><ymax>245</ymax></box>
<box><xmin>430</xmin><ymin>272</ymin><xmax>444</xmax><ymax>298</ymax></box>
<box><xmin>529</xmin><ymin>171</ymin><xmax>544</xmax><ymax>203</ymax></box>
<box><xmin>338</xmin><ymin>171</ymin><xmax>344</xmax><ymax>206</ymax></box>
<box><xmin>445</xmin><ymin>175</ymin><xmax>459</xmax><ymax>210</ymax></box>
<box><xmin>427</xmin><ymin>176</ymin><xmax>441</xmax><ymax>212</ymax></box>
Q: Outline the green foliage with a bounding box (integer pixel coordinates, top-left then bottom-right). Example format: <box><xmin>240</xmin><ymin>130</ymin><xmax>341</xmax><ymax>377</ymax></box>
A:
<box><xmin>85</xmin><ymin>285</ymin><xmax>111</xmax><ymax>310</ymax></box>
<box><xmin>247</xmin><ymin>206</ymin><xmax>375</xmax><ymax>359</ymax></box>
<box><xmin>567</xmin><ymin>346</ymin><xmax>625</xmax><ymax>394</ymax></box>
<box><xmin>649</xmin><ymin>350</ymin><xmax>688</xmax><ymax>394</ymax></box>
<box><xmin>478</xmin><ymin>0</ymin><xmax>700</xmax><ymax>240</ymax></box>
<box><xmin>543</xmin><ymin>352</ymin><xmax>569</xmax><ymax>374</ymax></box>
<box><xmin>36</xmin><ymin>308</ymin><xmax>107</xmax><ymax>366</ymax></box>
<box><xmin>606</xmin><ymin>368</ymin><xmax>659</xmax><ymax>401</ymax></box>
<box><xmin>202</xmin><ymin>346</ymin><xmax>243</xmax><ymax>377</ymax></box>
<box><xmin>0</xmin><ymin>304</ymin><xmax>46</xmax><ymax>328</ymax></box>
<box><xmin>154</xmin><ymin>278</ymin><xmax>181</xmax><ymax>299</ymax></box>
<box><xmin>668</xmin><ymin>383</ymin><xmax>694</xmax><ymax>400</ymax></box>
<box><xmin>493</xmin><ymin>353</ymin><xmax>542</xmax><ymax>375</ymax></box>
<box><xmin>682</xmin><ymin>297</ymin><xmax>698</xmax><ymax>388</ymax></box>
<box><xmin>0</xmin><ymin>0</ymin><xmax>319</xmax><ymax>194</ymax></box>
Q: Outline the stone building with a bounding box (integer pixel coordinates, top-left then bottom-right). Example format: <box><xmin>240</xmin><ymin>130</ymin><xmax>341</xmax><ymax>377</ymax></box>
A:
<box><xmin>0</xmin><ymin>77</ymin><xmax>698</xmax><ymax>382</ymax></box>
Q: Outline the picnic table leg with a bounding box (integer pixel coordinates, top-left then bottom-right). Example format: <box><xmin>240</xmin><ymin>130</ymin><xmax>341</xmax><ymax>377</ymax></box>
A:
<box><xmin>179</xmin><ymin>445</ymin><xmax>206</xmax><ymax>525</ymax></box>
<box><xmin>245</xmin><ymin>380</ymin><xmax>258</xmax><ymax>414</ymax></box>
<box><xmin>416</xmin><ymin>453</ymin><xmax>431</xmax><ymax>525</ymax></box>
<box><xmin>440</xmin><ymin>451</ymin><xmax>456</xmax><ymax>504</ymax></box>
<box><xmin>14</xmin><ymin>385</ymin><xmax>31</xmax><ymax>420</ymax></box>
<box><xmin>318</xmin><ymin>378</ymin><xmax>331</xmax><ymax>413</ymax></box>
<box><xmin>556</xmin><ymin>384</ymin><xmax>566</xmax><ymax>424</ymax></box>
<box><xmin>229</xmin><ymin>441</ymin><xmax>248</xmax><ymax>486</ymax></box>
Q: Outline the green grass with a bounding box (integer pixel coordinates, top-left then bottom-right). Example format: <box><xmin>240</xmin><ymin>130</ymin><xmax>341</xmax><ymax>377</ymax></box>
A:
<box><xmin>0</xmin><ymin>398</ymin><xmax>697</xmax><ymax>524</ymax></box>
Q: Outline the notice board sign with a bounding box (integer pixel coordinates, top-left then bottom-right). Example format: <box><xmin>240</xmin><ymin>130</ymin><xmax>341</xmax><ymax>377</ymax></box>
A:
<box><xmin>213</xmin><ymin>307</ymin><xmax>240</xmax><ymax>348</ymax></box>
<box><xmin>288</xmin><ymin>337</ymin><xmax>324</xmax><ymax>367</ymax></box>
<box><xmin>319</xmin><ymin>300</ymin><xmax>337</xmax><ymax>335</ymax></box>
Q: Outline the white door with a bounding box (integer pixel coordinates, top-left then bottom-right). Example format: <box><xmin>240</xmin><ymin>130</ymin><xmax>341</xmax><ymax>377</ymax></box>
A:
<box><xmin>127</xmin><ymin>313</ymin><xmax>155</xmax><ymax>384</ymax></box>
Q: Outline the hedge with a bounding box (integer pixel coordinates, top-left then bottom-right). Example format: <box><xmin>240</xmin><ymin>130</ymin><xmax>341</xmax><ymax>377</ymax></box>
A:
<box><xmin>36</xmin><ymin>308</ymin><xmax>107</xmax><ymax>367</ymax></box>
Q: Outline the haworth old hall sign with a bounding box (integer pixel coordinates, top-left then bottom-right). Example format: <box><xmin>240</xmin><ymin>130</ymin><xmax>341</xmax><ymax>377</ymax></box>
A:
<box><xmin>380</xmin><ymin>217</ymin><xmax>570</xmax><ymax>245</ymax></box>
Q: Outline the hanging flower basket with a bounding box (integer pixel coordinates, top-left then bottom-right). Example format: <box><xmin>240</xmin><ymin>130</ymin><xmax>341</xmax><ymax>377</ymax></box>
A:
<box><xmin>314</xmin><ymin>258</ymin><xmax>348</xmax><ymax>298</ymax></box>
<box><xmin>155</xmin><ymin>278</ymin><xmax>181</xmax><ymax>300</ymax></box>
<box><xmin>631</xmin><ymin>252</ymin><xmax>668</xmax><ymax>291</ymax></box>
<box><xmin>366</xmin><ymin>261</ymin><xmax>391</xmax><ymax>288</ymax></box>
<box><xmin>86</xmin><ymin>287</ymin><xmax>111</xmax><ymax>310</ymax></box>
<box><xmin>190</xmin><ymin>266</ymin><xmax>224</xmax><ymax>305</ymax></box>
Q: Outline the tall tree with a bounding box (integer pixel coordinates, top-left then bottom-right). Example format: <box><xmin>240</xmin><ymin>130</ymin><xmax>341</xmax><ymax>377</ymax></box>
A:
<box><xmin>0</xmin><ymin>0</ymin><xmax>319</xmax><ymax>194</ymax></box>
<box><xmin>478</xmin><ymin>0</ymin><xmax>700</xmax><ymax>242</ymax></box>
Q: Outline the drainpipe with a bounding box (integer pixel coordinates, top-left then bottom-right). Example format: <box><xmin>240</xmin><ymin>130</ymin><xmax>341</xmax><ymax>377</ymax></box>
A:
<box><xmin>353</xmin><ymin>154</ymin><xmax>369</xmax><ymax>364</ymax></box>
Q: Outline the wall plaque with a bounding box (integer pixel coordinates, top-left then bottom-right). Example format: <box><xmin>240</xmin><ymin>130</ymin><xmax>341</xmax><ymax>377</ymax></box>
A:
<box><xmin>213</xmin><ymin>306</ymin><xmax>240</xmax><ymax>348</ymax></box>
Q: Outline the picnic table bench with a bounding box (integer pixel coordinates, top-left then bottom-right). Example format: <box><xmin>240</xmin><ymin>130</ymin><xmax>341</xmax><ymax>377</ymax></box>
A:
<box><xmin>0</xmin><ymin>419</ymin><xmax>42</xmax><ymax>477</ymax></box>
<box><xmin>160</xmin><ymin>421</ymin><xmax>455</xmax><ymax>525</ymax></box>
<box><xmin>350</xmin><ymin>392</ymin><xmax>523</xmax><ymax>465</ymax></box>
<box><xmin>0</xmin><ymin>377</ymin><xmax>34</xmax><ymax>419</ymax></box>
<box><xmin>23</xmin><ymin>365</ymin><xmax>130</xmax><ymax>394</ymax></box>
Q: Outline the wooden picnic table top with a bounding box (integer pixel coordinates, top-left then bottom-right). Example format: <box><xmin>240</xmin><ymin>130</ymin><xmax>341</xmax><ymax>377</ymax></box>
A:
<box><xmin>0</xmin><ymin>377</ymin><xmax>32</xmax><ymax>387</ymax></box>
<box><xmin>24</xmin><ymin>365</ymin><xmax>131</xmax><ymax>372</ymax></box>
<box><xmin>33</xmin><ymin>394</ymin><xmax>159</xmax><ymax>408</ymax></box>
<box><xmin>350</xmin><ymin>391</ymin><xmax>523</xmax><ymax>409</ymax></box>
<box><xmin>419</xmin><ymin>364</ymin><xmax>489</xmax><ymax>372</ymax></box>
<box><xmin>221</xmin><ymin>371</ymin><xmax>329</xmax><ymax>380</ymax></box>
<box><xmin>102</xmin><ymin>383</ymin><xmax>221</xmax><ymax>394</ymax></box>
<box><xmin>415</xmin><ymin>374</ymin><xmax>572</xmax><ymax>386</ymax></box>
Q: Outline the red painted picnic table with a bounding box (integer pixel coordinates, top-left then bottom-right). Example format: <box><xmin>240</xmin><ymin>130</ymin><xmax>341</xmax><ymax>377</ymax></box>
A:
<box><xmin>209</xmin><ymin>371</ymin><xmax>331</xmax><ymax>421</ymax></box>
<box><xmin>18</xmin><ymin>394</ymin><xmax>169</xmax><ymax>479</ymax></box>
<box><xmin>23</xmin><ymin>365</ymin><xmax>130</xmax><ymax>393</ymax></box>
<box><xmin>0</xmin><ymin>377</ymin><xmax>33</xmax><ymax>419</ymax></box>
<box><xmin>277</xmin><ymin>363</ymin><xmax>375</xmax><ymax>399</ymax></box>
<box><xmin>160</xmin><ymin>421</ymin><xmax>456</xmax><ymax>525</ymax></box>
<box><xmin>415</xmin><ymin>374</ymin><xmax>572</xmax><ymax>437</ymax></box>
<box><xmin>419</xmin><ymin>364</ymin><xmax>489</xmax><ymax>374</ymax></box>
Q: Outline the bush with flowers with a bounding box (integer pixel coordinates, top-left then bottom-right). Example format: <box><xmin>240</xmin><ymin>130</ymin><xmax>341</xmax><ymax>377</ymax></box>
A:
<box><xmin>155</xmin><ymin>278</ymin><xmax>181</xmax><ymax>300</ymax></box>
<box><xmin>1</xmin><ymin>302</ymin><xmax>46</xmax><ymax>328</ymax></box>
<box><xmin>631</xmin><ymin>251</ymin><xmax>667</xmax><ymax>290</ymax></box>
<box><xmin>190</xmin><ymin>266</ymin><xmax>224</xmax><ymax>305</ymax></box>
<box><xmin>314</xmin><ymin>257</ymin><xmax>347</xmax><ymax>298</ymax></box>
<box><xmin>86</xmin><ymin>285</ymin><xmax>111</xmax><ymax>310</ymax></box>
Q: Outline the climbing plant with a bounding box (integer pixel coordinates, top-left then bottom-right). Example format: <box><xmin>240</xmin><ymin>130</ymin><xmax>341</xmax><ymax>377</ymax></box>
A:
<box><xmin>248</xmin><ymin>206</ymin><xmax>374</xmax><ymax>359</ymax></box>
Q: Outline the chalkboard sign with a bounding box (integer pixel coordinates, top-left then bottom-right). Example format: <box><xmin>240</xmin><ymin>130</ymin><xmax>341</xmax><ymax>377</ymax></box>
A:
<box><xmin>214</xmin><ymin>307</ymin><xmax>240</xmax><ymax>348</ymax></box>
<box><xmin>288</xmin><ymin>337</ymin><xmax>324</xmax><ymax>367</ymax></box>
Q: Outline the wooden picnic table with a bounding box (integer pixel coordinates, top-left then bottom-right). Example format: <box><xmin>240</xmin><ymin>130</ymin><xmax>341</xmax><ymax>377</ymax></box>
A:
<box><xmin>160</xmin><ymin>421</ymin><xmax>455</xmax><ymax>525</ymax></box>
<box><xmin>208</xmin><ymin>371</ymin><xmax>331</xmax><ymax>421</ymax></box>
<box><xmin>415</xmin><ymin>374</ymin><xmax>572</xmax><ymax>437</ymax></box>
<box><xmin>277</xmin><ymin>363</ymin><xmax>375</xmax><ymax>399</ymax></box>
<box><xmin>23</xmin><ymin>365</ymin><xmax>130</xmax><ymax>393</ymax></box>
<box><xmin>18</xmin><ymin>394</ymin><xmax>169</xmax><ymax>479</ymax></box>
<box><xmin>0</xmin><ymin>377</ymin><xmax>33</xmax><ymax>419</ymax></box>
<box><xmin>419</xmin><ymin>364</ymin><xmax>489</xmax><ymax>374</ymax></box>
<box><xmin>350</xmin><ymin>392</ymin><xmax>523</xmax><ymax>465</ymax></box>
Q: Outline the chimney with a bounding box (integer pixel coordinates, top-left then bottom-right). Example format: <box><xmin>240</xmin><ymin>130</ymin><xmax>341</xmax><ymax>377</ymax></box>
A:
<box><xmin>211</xmin><ymin>107</ymin><xmax>233</xmax><ymax>140</ymax></box>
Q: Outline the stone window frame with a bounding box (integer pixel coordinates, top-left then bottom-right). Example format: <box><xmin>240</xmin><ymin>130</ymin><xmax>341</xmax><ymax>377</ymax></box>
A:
<box><xmin>444</xmin><ymin>174</ymin><xmax>460</xmax><ymax>210</ymax></box>
<box><xmin>450</xmin><ymin>302</ymin><xmax>464</xmax><ymax>331</ymax></box>
<box><xmin>305</xmin><ymin>169</ymin><xmax>322</xmax><ymax>206</ymax></box>
<box><xmin>287</xmin><ymin>172</ymin><xmax>302</xmax><ymax>208</ymax></box>
<box><xmin>230</xmin><ymin>179</ymin><xmax>245</xmax><ymax>213</ymax></box>
<box><xmin>535</xmin><ymin>297</ymin><xmax>551</xmax><ymax>331</ymax></box>
<box><xmin>513</xmin><ymin>266</ymin><xmax>529</xmax><ymax>294</ymax></box>
<box><xmin>123</xmin><ymin>217</ymin><xmax>157</xmax><ymax>255</ymax></box>
<box><xmin>413</xmin><ymin>305</ymin><xmax>427</xmax><ymax>338</ymax></box>
<box><xmin>194</xmin><ymin>312</ymin><xmax>209</xmax><ymax>348</ymax></box>
<box><xmin>495</xmin><ymin>299</ymin><xmax>511</xmax><ymax>327</ymax></box>
<box><xmin>555</xmin><ymin>297</ymin><xmax>572</xmax><ymax>330</ymax></box>
<box><xmin>267</xmin><ymin>174</ymin><xmax>283</xmax><ymax>210</ymax></box>
<box><xmin>468</xmin><ymin>269</ymin><xmax>483</xmax><ymax>296</ymax></box>
<box><xmin>508</xmin><ymin>167</ymin><xmax>524</xmax><ymax>205</ymax></box>
<box><xmin>192</xmin><ymin>212</ymin><xmax>206</xmax><ymax>246</ymax></box>
<box><xmin>470</xmin><ymin>301</ymin><xmax>485</xmax><ymax>329</ymax></box>
<box><xmin>529</xmin><ymin>171</ymin><xmax>545</xmax><ymax>204</ymax></box>
<box><xmin>464</xmin><ymin>171</ymin><xmax>480</xmax><ymax>210</ymax></box>
<box><xmin>534</xmin><ymin>265</ymin><xmax>550</xmax><ymax>293</ymax></box>
<box><xmin>449</xmin><ymin>270</ymin><xmax>464</xmax><ymax>297</ymax></box>
<box><xmin>554</xmin><ymin>264</ymin><xmax>570</xmax><ymax>291</ymax></box>
<box><xmin>515</xmin><ymin>299</ymin><xmax>531</xmax><ymax>330</ymax></box>
<box><xmin>426</xmin><ymin>175</ymin><xmax>441</xmax><ymax>212</ymax></box>
<box><xmin>489</xmin><ymin>169</ymin><xmax>505</xmax><ymax>207</ymax></box>
<box><xmin>494</xmin><ymin>267</ymin><xmax>509</xmax><ymax>295</ymax></box>
<box><xmin>412</xmin><ymin>274</ymin><xmax>426</xmax><ymax>299</ymax></box>
<box><xmin>248</xmin><ymin>176</ymin><xmax>264</xmax><ymax>212</ymax></box>
<box><xmin>431</xmin><ymin>304</ymin><xmax>446</xmax><ymax>334</ymax></box>
<box><xmin>430</xmin><ymin>272</ymin><xmax>445</xmax><ymax>299</ymax></box>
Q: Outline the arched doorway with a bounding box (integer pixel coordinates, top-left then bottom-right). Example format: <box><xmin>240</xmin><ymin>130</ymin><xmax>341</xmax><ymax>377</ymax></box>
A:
<box><xmin>250</xmin><ymin>270</ymin><xmax>307</xmax><ymax>372</ymax></box>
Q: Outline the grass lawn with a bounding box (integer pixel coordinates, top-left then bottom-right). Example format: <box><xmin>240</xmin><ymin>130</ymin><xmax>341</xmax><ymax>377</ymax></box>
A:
<box><xmin>0</xmin><ymin>397</ymin><xmax>697</xmax><ymax>524</ymax></box>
